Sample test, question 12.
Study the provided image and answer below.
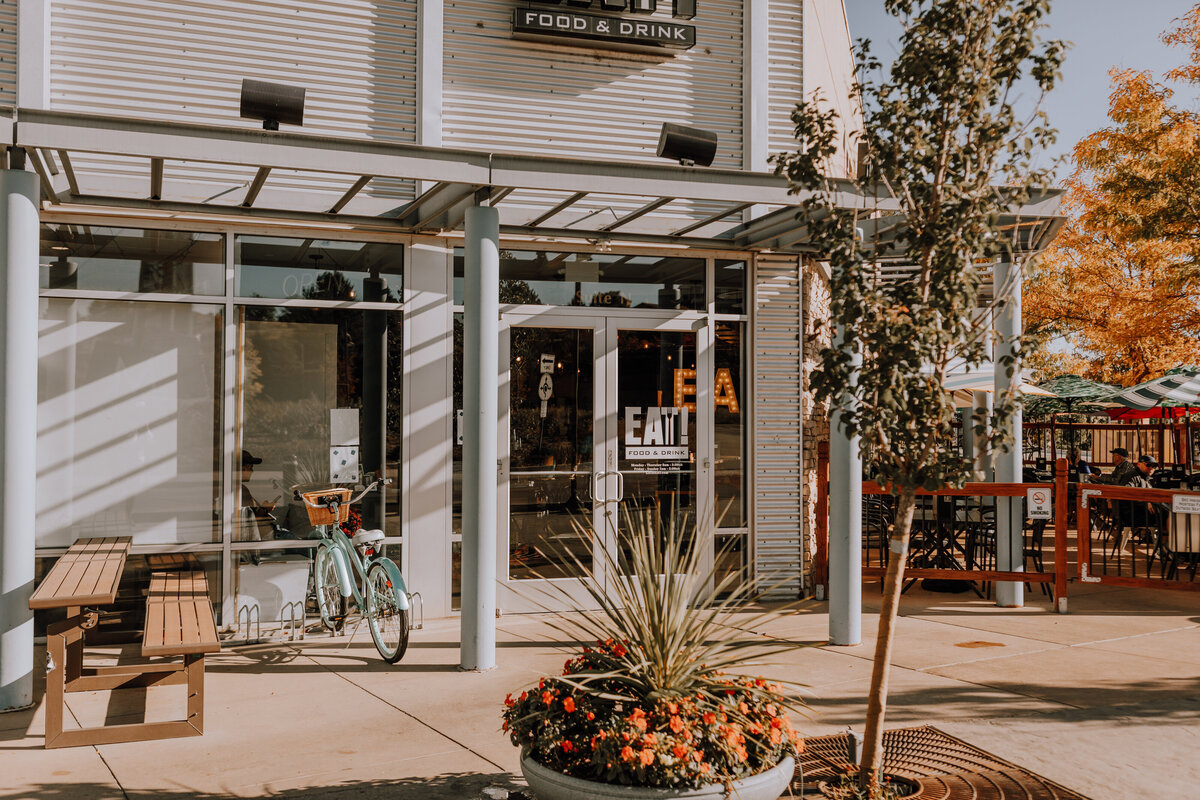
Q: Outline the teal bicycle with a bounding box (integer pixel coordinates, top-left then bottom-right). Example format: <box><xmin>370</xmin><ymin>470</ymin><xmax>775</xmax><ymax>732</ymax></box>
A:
<box><xmin>301</xmin><ymin>479</ymin><xmax>412</xmax><ymax>663</ymax></box>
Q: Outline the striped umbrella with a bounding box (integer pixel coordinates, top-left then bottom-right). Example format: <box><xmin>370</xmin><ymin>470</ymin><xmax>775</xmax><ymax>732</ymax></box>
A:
<box><xmin>942</xmin><ymin>370</ymin><xmax>1054</xmax><ymax>408</ymax></box>
<box><xmin>1109</xmin><ymin>366</ymin><xmax>1200</xmax><ymax>410</ymax></box>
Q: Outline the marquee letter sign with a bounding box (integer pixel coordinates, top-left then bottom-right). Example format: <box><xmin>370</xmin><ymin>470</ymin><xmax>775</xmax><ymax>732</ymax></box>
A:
<box><xmin>513</xmin><ymin>0</ymin><xmax>697</xmax><ymax>51</ymax></box>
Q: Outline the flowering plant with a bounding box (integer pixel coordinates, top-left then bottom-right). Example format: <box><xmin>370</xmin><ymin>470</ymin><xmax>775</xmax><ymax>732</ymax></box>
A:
<box><xmin>340</xmin><ymin>508</ymin><xmax>362</xmax><ymax>537</ymax></box>
<box><xmin>501</xmin><ymin>503</ymin><xmax>807</xmax><ymax>789</ymax></box>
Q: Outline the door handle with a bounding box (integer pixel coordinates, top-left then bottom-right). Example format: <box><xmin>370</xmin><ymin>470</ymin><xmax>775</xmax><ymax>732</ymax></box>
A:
<box><xmin>613</xmin><ymin>471</ymin><xmax>624</xmax><ymax>503</ymax></box>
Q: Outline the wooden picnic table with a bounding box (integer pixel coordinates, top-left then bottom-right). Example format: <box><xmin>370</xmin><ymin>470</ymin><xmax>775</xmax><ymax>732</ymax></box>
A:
<box><xmin>30</xmin><ymin>536</ymin><xmax>219</xmax><ymax>748</ymax></box>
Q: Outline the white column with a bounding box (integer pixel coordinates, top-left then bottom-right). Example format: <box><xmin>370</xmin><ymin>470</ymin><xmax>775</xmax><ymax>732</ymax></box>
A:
<box><xmin>994</xmin><ymin>261</ymin><xmax>1023</xmax><ymax>607</ymax></box>
<box><xmin>460</xmin><ymin>203</ymin><xmax>499</xmax><ymax>671</ymax></box>
<box><xmin>0</xmin><ymin>167</ymin><xmax>40</xmax><ymax>711</ymax></box>
<box><xmin>828</xmin><ymin>325</ymin><xmax>861</xmax><ymax>646</ymax></box>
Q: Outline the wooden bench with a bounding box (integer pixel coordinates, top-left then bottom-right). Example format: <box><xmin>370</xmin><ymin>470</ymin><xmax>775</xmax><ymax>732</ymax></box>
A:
<box><xmin>32</xmin><ymin>539</ymin><xmax>220</xmax><ymax>748</ymax></box>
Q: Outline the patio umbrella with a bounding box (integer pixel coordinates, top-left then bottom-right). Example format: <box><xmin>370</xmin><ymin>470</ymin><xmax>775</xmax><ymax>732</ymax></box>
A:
<box><xmin>1023</xmin><ymin>374</ymin><xmax>1118</xmax><ymax>419</ymax></box>
<box><xmin>942</xmin><ymin>370</ymin><xmax>1055</xmax><ymax>408</ymax></box>
<box><xmin>1108</xmin><ymin>366</ymin><xmax>1200</xmax><ymax>411</ymax></box>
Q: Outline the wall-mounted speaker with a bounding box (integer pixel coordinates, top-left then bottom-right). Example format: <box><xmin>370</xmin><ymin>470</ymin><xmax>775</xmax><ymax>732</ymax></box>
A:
<box><xmin>656</xmin><ymin>123</ymin><xmax>718</xmax><ymax>167</ymax></box>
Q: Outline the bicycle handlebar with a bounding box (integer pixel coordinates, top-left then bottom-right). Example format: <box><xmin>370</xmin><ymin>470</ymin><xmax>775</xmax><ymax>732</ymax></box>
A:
<box><xmin>300</xmin><ymin>478</ymin><xmax>392</xmax><ymax>510</ymax></box>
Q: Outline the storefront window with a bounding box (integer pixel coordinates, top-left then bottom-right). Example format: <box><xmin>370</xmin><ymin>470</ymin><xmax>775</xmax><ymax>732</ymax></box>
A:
<box><xmin>40</xmin><ymin>225</ymin><xmax>224</xmax><ymax>295</ymax></box>
<box><xmin>237</xmin><ymin>305</ymin><xmax>402</xmax><ymax>542</ymax></box>
<box><xmin>36</xmin><ymin>298</ymin><xmax>222</xmax><ymax>547</ymax></box>
<box><xmin>236</xmin><ymin>236</ymin><xmax>403</xmax><ymax>302</ymax></box>
<box><xmin>714</xmin><ymin>322</ymin><xmax>746</xmax><ymax>528</ymax></box>
<box><xmin>715</xmin><ymin>260</ymin><xmax>746</xmax><ymax>315</ymax></box>
<box><xmin>454</xmin><ymin>250</ymin><xmax>706</xmax><ymax>310</ymax></box>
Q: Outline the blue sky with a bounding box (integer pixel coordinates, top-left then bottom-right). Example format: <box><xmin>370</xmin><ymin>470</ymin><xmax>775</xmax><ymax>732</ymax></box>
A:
<box><xmin>842</xmin><ymin>0</ymin><xmax>1200</xmax><ymax>179</ymax></box>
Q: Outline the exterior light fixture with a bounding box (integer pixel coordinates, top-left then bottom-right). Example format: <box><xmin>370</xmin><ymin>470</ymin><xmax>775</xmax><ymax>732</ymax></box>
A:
<box><xmin>240</xmin><ymin>79</ymin><xmax>306</xmax><ymax>131</ymax></box>
<box><xmin>656</xmin><ymin>123</ymin><xmax>718</xmax><ymax>167</ymax></box>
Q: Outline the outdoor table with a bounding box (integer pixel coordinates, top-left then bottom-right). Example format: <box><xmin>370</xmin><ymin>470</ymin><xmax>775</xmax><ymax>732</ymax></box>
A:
<box><xmin>28</xmin><ymin>536</ymin><xmax>219</xmax><ymax>748</ymax></box>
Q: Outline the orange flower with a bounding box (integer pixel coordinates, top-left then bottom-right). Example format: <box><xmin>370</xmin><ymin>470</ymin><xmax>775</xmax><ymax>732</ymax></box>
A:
<box><xmin>702</xmin><ymin>712</ymin><xmax>717</xmax><ymax>725</ymax></box>
<box><xmin>562</xmin><ymin>697</ymin><xmax>576</xmax><ymax>713</ymax></box>
<box><xmin>504</xmin><ymin>693</ymin><xmax>514</xmax><ymax>707</ymax></box>
<box><xmin>561</xmin><ymin>740</ymin><xmax>574</xmax><ymax>753</ymax></box>
<box><xmin>672</xmin><ymin>744</ymin><xmax>689</xmax><ymax>759</ymax></box>
<box><xmin>620</xmin><ymin>746</ymin><xmax>635</xmax><ymax>761</ymax></box>
<box><xmin>699</xmin><ymin>762</ymin><xmax>711</xmax><ymax>774</ymax></box>
<box><xmin>586</xmin><ymin>712</ymin><xmax>595</xmax><ymax>721</ymax></box>
<box><xmin>631</xmin><ymin>716</ymin><xmax>648</xmax><ymax>732</ymax></box>
<box><xmin>643</xmin><ymin>733</ymin><xmax>657</xmax><ymax>746</ymax></box>
<box><xmin>639</xmin><ymin>748</ymin><xmax>654</xmax><ymax>766</ymax></box>
<box><xmin>669</xmin><ymin>716</ymin><xmax>684</xmax><ymax>734</ymax></box>
<box><xmin>771</xmin><ymin>717</ymin><xmax>784</xmax><ymax>729</ymax></box>
<box><xmin>692</xmin><ymin>751</ymin><xmax>702</xmax><ymax>762</ymax></box>
<box><xmin>770</xmin><ymin>728</ymin><xmax>782</xmax><ymax>745</ymax></box>
<box><xmin>541</xmin><ymin>691</ymin><xmax>554</xmax><ymax>706</ymax></box>
<box><xmin>738</xmin><ymin>701</ymin><xmax>749</xmax><ymax>715</ymax></box>
<box><xmin>667</xmin><ymin>702</ymin><xmax>679</xmax><ymax>714</ymax></box>
<box><xmin>766</xmin><ymin>704</ymin><xmax>777</xmax><ymax>716</ymax></box>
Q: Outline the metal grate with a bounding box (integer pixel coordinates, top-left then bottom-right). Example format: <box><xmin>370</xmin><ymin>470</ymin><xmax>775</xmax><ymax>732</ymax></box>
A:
<box><xmin>792</xmin><ymin>726</ymin><xmax>1091</xmax><ymax>799</ymax></box>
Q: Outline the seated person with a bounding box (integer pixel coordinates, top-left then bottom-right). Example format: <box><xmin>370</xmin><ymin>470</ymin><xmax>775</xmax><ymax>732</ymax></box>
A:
<box><xmin>1067</xmin><ymin>447</ymin><xmax>1093</xmax><ymax>476</ymax></box>
<box><xmin>238</xmin><ymin>449</ymin><xmax>280</xmax><ymax>541</ymax></box>
<box><xmin>1087</xmin><ymin>447</ymin><xmax>1140</xmax><ymax>485</ymax></box>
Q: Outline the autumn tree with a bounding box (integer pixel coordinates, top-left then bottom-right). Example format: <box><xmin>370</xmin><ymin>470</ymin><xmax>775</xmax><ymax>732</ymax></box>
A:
<box><xmin>1026</xmin><ymin>6</ymin><xmax>1200</xmax><ymax>383</ymax></box>
<box><xmin>774</xmin><ymin>0</ymin><xmax>1061</xmax><ymax>793</ymax></box>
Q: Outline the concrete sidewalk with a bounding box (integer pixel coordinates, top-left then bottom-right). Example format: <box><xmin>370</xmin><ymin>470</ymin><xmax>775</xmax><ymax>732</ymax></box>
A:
<box><xmin>1</xmin><ymin>583</ymin><xmax>1197</xmax><ymax>800</ymax></box>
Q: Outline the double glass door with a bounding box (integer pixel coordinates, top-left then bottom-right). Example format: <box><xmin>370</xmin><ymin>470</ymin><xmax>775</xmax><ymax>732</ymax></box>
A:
<box><xmin>500</xmin><ymin>314</ymin><xmax>708</xmax><ymax>611</ymax></box>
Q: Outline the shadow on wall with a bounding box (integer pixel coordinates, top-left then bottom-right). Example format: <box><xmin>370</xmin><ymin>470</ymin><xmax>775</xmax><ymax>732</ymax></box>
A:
<box><xmin>0</xmin><ymin>773</ymin><xmax>526</xmax><ymax>800</ymax></box>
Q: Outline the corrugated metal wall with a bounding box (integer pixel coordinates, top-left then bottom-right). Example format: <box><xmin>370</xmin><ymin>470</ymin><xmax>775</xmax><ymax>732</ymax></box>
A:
<box><xmin>0</xmin><ymin>1</ymin><xmax>14</xmax><ymax>106</ymax></box>
<box><xmin>444</xmin><ymin>0</ymin><xmax>743</xmax><ymax>225</ymax></box>
<box><xmin>767</xmin><ymin>0</ymin><xmax>803</xmax><ymax>159</ymax></box>
<box><xmin>49</xmin><ymin>0</ymin><xmax>419</xmax><ymax>208</ymax></box>
<box><xmin>752</xmin><ymin>253</ymin><xmax>804</xmax><ymax>598</ymax></box>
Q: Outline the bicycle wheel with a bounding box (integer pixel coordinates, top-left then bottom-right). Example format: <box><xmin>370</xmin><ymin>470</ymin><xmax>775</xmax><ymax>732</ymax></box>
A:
<box><xmin>366</xmin><ymin>561</ymin><xmax>409</xmax><ymax>663</ymax></box>
<box><xmin>313</xmin><ymin>545</ymin><xmax>346</xmax><ymax>632</ymax></box>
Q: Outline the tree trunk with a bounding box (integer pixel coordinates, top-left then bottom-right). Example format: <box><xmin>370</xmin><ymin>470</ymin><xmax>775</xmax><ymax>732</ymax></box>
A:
<box><xmin>858</xmin><ymin>486</ymin><xmax>918</xmax><ymax>794</ymax></box>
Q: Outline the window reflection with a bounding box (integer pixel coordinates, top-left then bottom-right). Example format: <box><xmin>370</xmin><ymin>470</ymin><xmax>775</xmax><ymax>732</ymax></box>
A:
<box><xmin>40</xmin><ymin>225</ymin><xmax>224</xmax><ymax>295</ymax></box>
<box><xmin>236</xmin><ymin>236</ymin><xmax>403</xmax><ymax>302</ymax></box>
<box><xmin>237</xmin><ymin>306</ymin><xmax>402</xmax><ymax>541</ymax></box>
<box><xmin>454</xmin><ymin>250</ymin><xmax>705</xmax><ymax>310</ymax></box>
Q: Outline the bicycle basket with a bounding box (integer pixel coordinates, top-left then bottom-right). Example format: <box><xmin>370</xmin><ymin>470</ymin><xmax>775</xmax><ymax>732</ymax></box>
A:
<box><xmin>301</xmin><ymin>488</ymin><xmax>352</xmax><ymax>525</ymax></box>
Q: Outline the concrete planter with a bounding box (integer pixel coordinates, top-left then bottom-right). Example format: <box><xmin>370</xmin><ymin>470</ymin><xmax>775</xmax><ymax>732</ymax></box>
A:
<box><xmin>520</xmin><ymin>752</ymin><xmax>795</xmax><ymax>800</ymax></box>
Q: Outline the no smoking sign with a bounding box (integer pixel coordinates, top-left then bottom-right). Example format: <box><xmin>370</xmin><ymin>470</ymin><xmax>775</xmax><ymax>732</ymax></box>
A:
<box><xmin>1027</xmin><ymin>487</ymin><xmax>1052</xmax><ymax>520</ymax></box>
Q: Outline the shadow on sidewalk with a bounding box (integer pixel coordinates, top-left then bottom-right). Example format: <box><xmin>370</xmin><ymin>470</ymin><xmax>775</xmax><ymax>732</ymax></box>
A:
<box><xmin>0</xmin><ymin>772</ymin><xmax>525</xmax><ymax>800</ymax></box>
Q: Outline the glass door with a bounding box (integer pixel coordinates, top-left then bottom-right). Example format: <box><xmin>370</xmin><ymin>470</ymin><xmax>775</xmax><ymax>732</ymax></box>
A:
<box><xmin>603</xmin><ymin>319</ymin><xmax>710</xmax><ymax>590</ymax></box>
<box><xmin>497</xmin><ymin>314</ymin><xmax>711</xmax><ymax>612</ymax></box>
<box><xmin>499</xmin><ymin>318</ymin><xmax>606</xmax><ymax>611</ymax></box>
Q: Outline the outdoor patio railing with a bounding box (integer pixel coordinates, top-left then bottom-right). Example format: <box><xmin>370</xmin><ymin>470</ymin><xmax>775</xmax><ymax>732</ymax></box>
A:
<box><xmin>813</xmin><ymin>445</ymin><xmax>1071</xmax><ymax>613</ymax></box>
<box><xmin>1076</xmin><ymin>483</ymin><xmax>1200</xmax><ymax>590</ymax></box>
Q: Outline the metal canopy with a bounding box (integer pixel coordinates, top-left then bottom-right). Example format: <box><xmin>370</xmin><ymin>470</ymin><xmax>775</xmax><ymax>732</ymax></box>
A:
<box><xmin>9</xmin><ymin>107</ymin><xmax>1064</xmax><ymax>255</ymax></box>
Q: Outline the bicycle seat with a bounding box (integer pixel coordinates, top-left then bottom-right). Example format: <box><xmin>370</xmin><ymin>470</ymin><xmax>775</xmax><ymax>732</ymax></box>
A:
<box><xmin>352</xmin><ymin>529</ymin><xmax>385</xmax><ymax>546</ymax></box>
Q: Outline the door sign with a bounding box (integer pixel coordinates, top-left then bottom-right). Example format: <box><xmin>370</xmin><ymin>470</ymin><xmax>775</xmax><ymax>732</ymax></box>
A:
<box><xmin>624</xmin><ymin>406</ymin><xmax>690</xmax><ymax>472</ymax></box>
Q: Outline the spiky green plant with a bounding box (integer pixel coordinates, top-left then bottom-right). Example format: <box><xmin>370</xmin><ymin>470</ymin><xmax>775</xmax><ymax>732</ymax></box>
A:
<box><xmin>512</xmin><ymin>497</ymin><xmax>810</xmax><ymax>721</ymax></box>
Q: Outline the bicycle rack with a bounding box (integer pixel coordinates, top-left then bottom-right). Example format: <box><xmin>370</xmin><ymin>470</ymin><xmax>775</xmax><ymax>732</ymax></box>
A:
<box><xmin>237</xmin><ymin>601</ymin><xmax>306</xmax><ymax>644</ymax></box>
<box><xmin>280</xmin><ymin>600</ymin><xmax>305</xmax><ymax>642</ymax></box>
<box><xmin>237</xmin><ymin>603</ymin><xmax>261</xmax><ymax>644</ymax></box>
<box><xmin>407</xmin><ymin>591</ymin><xmax>424</xmax><ymax>630</ymax></box>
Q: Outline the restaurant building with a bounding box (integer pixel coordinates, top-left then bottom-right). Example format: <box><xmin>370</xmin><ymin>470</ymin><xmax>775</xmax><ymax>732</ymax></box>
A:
<box><xmin>0</xmin><ymin>0</ymin><xmax>872</xmax><ymax>656</ymax></box>
<box><xmin>0</xmin><ymin>0</ymin><xmax>1071</xmax><ymax>708</ymax></box>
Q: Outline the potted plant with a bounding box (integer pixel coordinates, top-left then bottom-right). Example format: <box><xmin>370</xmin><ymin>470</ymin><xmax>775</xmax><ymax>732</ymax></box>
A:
<box><xmin>502</xmin><ymin>505</ymin><xmax>806</xmax><ymax>799</ymax></box>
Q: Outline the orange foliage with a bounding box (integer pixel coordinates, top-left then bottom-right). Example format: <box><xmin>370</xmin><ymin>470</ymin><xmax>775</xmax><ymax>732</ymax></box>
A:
<box><xmin>1026</xmin><ymin>5</ymin><xmax>1200</xmax><ymax>386</ymax></box>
